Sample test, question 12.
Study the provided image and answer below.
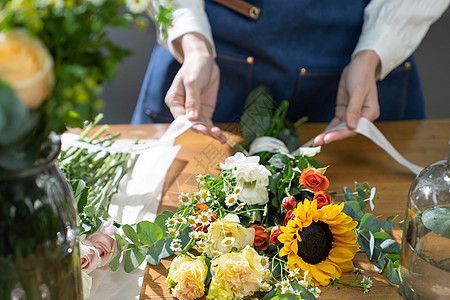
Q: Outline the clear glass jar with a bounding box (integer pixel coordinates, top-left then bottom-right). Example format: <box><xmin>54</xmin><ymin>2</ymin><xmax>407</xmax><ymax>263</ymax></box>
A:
<box><xmin>0</xmin><ymin>136</ymin><xmax>82</xmax><ymax>300</ymax></box>
<box><xmin>399</xmin><ymin>148</ymin><xmax>450</xmax><ymax>300</ymax></box>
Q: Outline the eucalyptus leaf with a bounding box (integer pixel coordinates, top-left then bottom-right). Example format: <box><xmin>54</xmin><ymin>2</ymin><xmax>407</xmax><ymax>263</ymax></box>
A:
<box><xmin>123</xmin><ymin>224</ymin><xmax>140</xmax><ymax>245</ymax></box>
<box><xmin>137</xmin><ymin>221</ymin><xmax>163</xmax><ymax>247</ymax></box>
<box><xmin>271</xmin><ymin>294</ymin><xmax>302</xmax><ymax>300</ymax></box>
<box><xmin>146</xmin><ymin>238</ymin><xmax>174</xmax><ymax>265</ymax></box>
<box><xmin>114</xmin><ymin>232</ymin><xmax>125</xmax><ymax>251</ymax></box>
<box><xmin>71</xmin><ymin>180</ymin><xmax>88</xmax><ymax>214</ymax></box>
<box><xmin>380</xmin><ymin>239</ymin><xmax>401</xmax><ymax>254</ymax></box>
<box><xmin>422</xmin><ymin>207</ymin><xmax>450</xmax><ymax>238</ymax></box>
<box><xmin>109</xmin><ymin>252</ymin><xmax>122</xmax><ymax>271</ymax></box>
<box><xmin>369</xmin><ymin>231</ymin><xmax>375</xmax><ymax>260</ymax></box>
<box><xmin>124</xmin><ymin>245</ymin><xmax>146</xmax><ymax>273</ymax></box>
<box><xmin>381</xmin><ymin>220</ymin><xmax>395</xmax><ymax>231</ymax></box>
<box><xmin>269</xmin><ymin>153</ymin><xmax>290</xmax><ymax>169</ymax></box>
<box><xmin>342</xmin><ymin>201</ymin><xmax>364</xmax><ymax>223</ymax></box>
<box><xmin>386</xmin><ymin>259</ymin><xmax>400</xmax><ymax>284</ymax></box>
<box><xmin>360</xmin><ymin>213</ymin><xmax>381</xmax><ymax>233</ymax></box>
<box><xmin>343</xmin><ymin>187</ymin><xmax>354</xmax><ymax>202</ymax></box>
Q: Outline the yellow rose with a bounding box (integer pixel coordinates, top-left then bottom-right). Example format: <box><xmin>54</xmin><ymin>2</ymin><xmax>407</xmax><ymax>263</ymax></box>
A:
<box><xmin>209</xmin><ymin>246</ymin><xmax>269</xmax><ymax>297</ymax></box>
<box><xmin>166</xmin><ymin>255</ymin><xmax>208</xmax><ymax>300</ymax></box>
<box><xmin>205</xmin><ymin>214</ymin><xmax>255</xmax><ymax>258</ymax></box>
<box><xmin>0</xmin><ymin>29</ymin><xmax>54</xmax><ymax>109</ymax></box>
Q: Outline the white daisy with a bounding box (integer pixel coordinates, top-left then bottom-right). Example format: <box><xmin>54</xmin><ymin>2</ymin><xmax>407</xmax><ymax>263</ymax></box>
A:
<box><xmin>198</xmin><ymin>189</ymin><xmax>211</xmax><ymax>202</ymax></box>
<box><xmin>189</xmin><ymin>231</ymin><xmax>198</xmax><ymax>240</ymax></box>
<box><xmin>225</xmin><ymin>194</ymin><xmax>238</xmax><ymax>207</ymax></box>
<box><xmin>198</xmin><ymin>212</ymin><xmax>210</xmax><ymax>225</ymax></box>
<box><xmin>233</xmin><ymin>185</ymin><xmax>242</xmax><ymax>195</ymax></box>
<box><xmin>196</xmin><ymin>231</ymin><xmax>206</xmax><ymax>240</ymax></box>
<box><xmin>167</xmin><ymin>228</ymin><xmax>178</xmax><ymax>238</ymax></box>
<box><xmin>221</xmin><ymin>236</ymin><xmax>235</xmax><ymax>248</ymax></box>
<box><xmin>234</xmin><ymin>292</ymin><xmax>245</xmax><ymax>300</ymax></box>
<box><xmin>260</xmin><ymin>282</ymin><xmax>272</xmax><ymax>292</ymax></box>
<box><xmin>196</xmin><ymin>241</ymin><xmax>207</xmax><ymax>249</ymax></box>
<box><xmin>260</xmin><ymin>256</ymin><xmax>269</xmax><ymax>268</ymax></box>
<box><xmin>178</xmin><ymin>192</ymin><xmax>192</xmax><ymax>206</ymax></box>
<box><xmin>175</xmin><ymin>215</ymin><xmax>186</xmax><ymax>224</ymax></box>
<box><xmin>282</xmin><ymin>286</ymin><xmax>295</xmax><ymax>294</ymax></box>
<box><xmin>125</xmin><ymin>0</ymin><xmax>151</xmax><ymax>14</ymax></box>
<box><xmin>263</xmin><ymin>204</ymin><xmax>268</xmax><ymax>216</ymax></box>
<box><xmin>165</xmin><ymin>217</ymin><xmax>177</xmax><ymax>227</ymax></box>
<box><xmin>188</xmin><ymin>215</ymin><xmax>197</xmax><ymax>227</ymax></box>
<box><xmin>196</xmin><ymin>174</ymin><xmax>206</xmax><ymax>185</ymax></box>
<box><xmin>234</xmin><ymin>202</ymin><xmax>246</xmax><ymax>211</ymax></box>
<box><xmin>170</xmin><ymin>239</ymin><xmax>182</xmax><ymax>252</ymax></box>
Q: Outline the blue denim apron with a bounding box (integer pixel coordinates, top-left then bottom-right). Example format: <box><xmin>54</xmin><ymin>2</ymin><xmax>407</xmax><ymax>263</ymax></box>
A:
<box><xmin>132</xmin><ymin>0</ymin><xmax>425</xmax><ymax>124</ymax></box>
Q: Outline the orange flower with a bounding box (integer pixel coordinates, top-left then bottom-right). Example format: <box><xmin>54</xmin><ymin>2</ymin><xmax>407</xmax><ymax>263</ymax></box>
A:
<box><xmin>299</xmin><ymin>168</ymin><xmax>330</xmax><ymax>192</ymax></box>
<box><xmin>313</xmin><ymin>191</ymin><xmax>332</xmax><ymax>209</ymax></box>
<box><xmin>270</xmin><ymin>226</ymin><xmax>282</xmax><ymax>246</ymax></box>
<box><xmin>250</xmin><ymin>225</ymin><xmax>269</xmax><ymax>251</ymax></box>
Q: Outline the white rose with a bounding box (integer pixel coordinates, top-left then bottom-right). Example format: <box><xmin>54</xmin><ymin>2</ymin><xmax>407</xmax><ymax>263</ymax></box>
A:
<box><xmin>220</xmin><ymin>153</ymin><xmax>271</xmax><ymax>205</ymax></box>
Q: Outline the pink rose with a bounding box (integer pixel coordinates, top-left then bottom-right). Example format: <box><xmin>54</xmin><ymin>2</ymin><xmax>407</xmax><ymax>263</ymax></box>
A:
<box><xmin>86</xmin><ymin>220</ymin><xmax>119</xmax><ymax>267</ymax></box>
<box><xmin>80</xmin><ymin>236</ymin><xmax>102</xmax><ymax>274</ymax></box>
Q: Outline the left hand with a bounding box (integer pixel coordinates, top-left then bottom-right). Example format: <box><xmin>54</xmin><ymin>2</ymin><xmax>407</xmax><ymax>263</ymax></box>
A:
<box><xmin>314</xmin><ymin>50</ymin><xmax>381</xmax><ymax>146</ymax></box>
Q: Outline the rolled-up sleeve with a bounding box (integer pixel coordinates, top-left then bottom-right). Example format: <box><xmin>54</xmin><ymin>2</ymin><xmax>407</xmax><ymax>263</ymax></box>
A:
<box><xmin>353</xmin><ymin>0</ymin><xmax>449</xmax><ymax>80</ymax></box>
<box><xmin>151</xmin><ymin>0</ymin><xmax>215</xmax><ymax>62</ymax></box>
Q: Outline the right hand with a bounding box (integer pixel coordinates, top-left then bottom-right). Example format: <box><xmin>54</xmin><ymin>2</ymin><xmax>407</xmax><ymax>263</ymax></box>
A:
<box><xmin>165</xmin><ymin>33</ymin><xmax>226</xmax><ymax>144</ymax></box>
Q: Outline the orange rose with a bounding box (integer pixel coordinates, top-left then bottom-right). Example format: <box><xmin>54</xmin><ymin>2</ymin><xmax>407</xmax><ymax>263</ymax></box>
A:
<box><xmin>250</xmin><ymin>225</ymin><xmax>269</xmax><ymax>251</ymax></box>
<box><xmin>284</xmin><ymin>210</ymin><xmax>294</xmax><ymax>225</ymax></box>
<box><xmin>270</xmin><ymin>226</ymin><xmax>282</xmax><ymax>246</ymax></box>
<box><xmin>313</xmin><ymin>191</ymin><xmax>332</xmax><ymax>209</ymax></box>
<box><xmin>299</xmin><ymin>168</ymin><xmax>330</xmax><ymax>192</ymax></box>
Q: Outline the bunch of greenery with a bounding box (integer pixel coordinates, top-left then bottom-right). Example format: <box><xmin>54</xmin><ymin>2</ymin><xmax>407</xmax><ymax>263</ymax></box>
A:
<box><xmin>0</xmin><ymin>0</ymin><xmax>174</xmax><ymax>171</ymax></box>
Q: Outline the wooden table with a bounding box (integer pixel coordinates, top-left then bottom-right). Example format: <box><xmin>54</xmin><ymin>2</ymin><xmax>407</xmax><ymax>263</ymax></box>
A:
<box><xmin>107</xmin><ymin>119</ymin><xmax>449</xmax><ymax>299</ymax></box>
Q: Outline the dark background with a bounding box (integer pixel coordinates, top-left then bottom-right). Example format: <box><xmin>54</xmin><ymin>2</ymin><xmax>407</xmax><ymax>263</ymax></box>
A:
<box><xmin>100</xmin><ymin>9</ymin><xmax>450</xmax><ymax>124</ymax></box>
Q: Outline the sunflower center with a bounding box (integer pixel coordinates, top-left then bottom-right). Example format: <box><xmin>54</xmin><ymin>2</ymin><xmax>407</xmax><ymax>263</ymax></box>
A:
<box><xmin>297</xmin><ymin>221</ymin><xmax>333</xmax><ymax>264</ymax></box>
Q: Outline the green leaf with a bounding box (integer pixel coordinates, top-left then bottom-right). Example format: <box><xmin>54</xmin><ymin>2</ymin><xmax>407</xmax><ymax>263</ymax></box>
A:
<box><xmin>372</xmin><ymin>231</ymin><xmax>392</xmax><ymax>240</ymax></box>
<box><xmin>290</xmin><ymin>281</ymin><xmax>317</xmax><ymax>300</ymax></box>
<box><xmin>271</xmin><ymin>294</ymin><xmax>302</xmax><ymax>300</ymax></box>
<box><xmin>109</xmin><ymin>252</ymin><xmax>122</xmax><ymax>271</ymax></box>
<box><xmin>422</xmin><ymin>207</ymin><xmax>450</xmax><ymax>238</ymax></box>
<box><xmin>342</xmin><ymin>201</ymin><xmax>364</xmax><ymax>223</ymax></box>
<box><xmin>71</xmin><ymin>180</ymin><xmax>88</xmax><ymax>214</ymax></box>
<box><xmin>380</xmin><ymin>239</ymin><xmax>401</xmax><ymax>254</ymax></box>
<box><xmin>343</xmin><ymin>187</ymin><xmax>354</xmax><ymax>202</ymax></box>
<box><xmin>114</xmin><ymin>232</ymin><xmax>125</xmax><ymax>251</ymax></box>
<box><xmin>123</xmin><ymin>224</ymin><xmax>140</xmax><ymax>245</ymax></box>
<box><xmin>146</xmin><ymin>238</ymin><xmax>174</xmax><ymax>265</ymax></box>
<box><xmin>381</xmin><ymin>220</ymin><xmax>395</xmax><ymax>231</ymax></box>
<box><xmin>137</xmin><ymin>221</ymin><xmax>163</xmax><ymax>247</ymax></box>
<box><xmin>124</xmin><ymin>245</ymin><xmax>146</xmax><ymax>273</ymax></box>
<box><xmin>386</xmin><ymin>259</ymin><xmax>400</xmax><ymax>284</ymax></box>
<box><xmin>240</xmin><ymin>85</ymin><xmax>273</xmax><ymax>140</ymax></box>
<box><xmin>261</xmin><ymin>290</ymin><xmax>277</xmax><ymax>300</ymax></box>
<box><xmin>360</xmin><ymin>213</ymin><xmax>381</xmax><ymax>233</ymax></box>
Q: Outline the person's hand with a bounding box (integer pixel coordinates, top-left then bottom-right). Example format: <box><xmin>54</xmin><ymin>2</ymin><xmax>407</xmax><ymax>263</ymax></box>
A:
<box><xmin>314</xmin><ymin>50</ymin><xmax>381</xmax><ymax>146</ymax></box>
<box><xmin>165</xmin><ymin>33</ymin><xmax>226</xmax><ymax>144</ymax></box>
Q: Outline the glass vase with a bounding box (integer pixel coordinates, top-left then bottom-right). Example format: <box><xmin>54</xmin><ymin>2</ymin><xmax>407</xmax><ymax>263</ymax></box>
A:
<box><xmin>399</xmin><ymin>145</ymin><xmax>450</xmax><ymax>300</ymax></box>
<box><xmin>0</xmin><ymin>135</ymin><xmax>82</xmax><ymax>300</ymax></box>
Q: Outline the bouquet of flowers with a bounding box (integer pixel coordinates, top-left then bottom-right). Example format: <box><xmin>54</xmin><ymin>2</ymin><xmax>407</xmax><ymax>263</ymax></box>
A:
<box><xmin>156</xmin><ymin>87</ymin><xmax>402</xmax><ymax>299</ymax></box>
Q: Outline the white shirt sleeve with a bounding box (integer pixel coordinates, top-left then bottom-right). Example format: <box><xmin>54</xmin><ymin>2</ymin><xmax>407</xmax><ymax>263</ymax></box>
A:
<box><xmin>150</xmin><ymin>0</ymin><xmax>215</xmax><ymax>63</ymax></box>
<box><xmin>353</xmin><ymin>0</ymin><xmax>449</xmax><ymax>80</ymax></box>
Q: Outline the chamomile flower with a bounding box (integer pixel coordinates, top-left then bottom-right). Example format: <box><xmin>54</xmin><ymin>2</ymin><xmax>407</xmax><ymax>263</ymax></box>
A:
<box><xmin>280</xmin><ymin>279</ymin><xmax>290</xmax><ymax>290</ymax></box>
<box><xmin>196</xmin><ymin>241</ymin><xmax>207</xmax><ymax>249</ymax></box>
<box><xmin>212</xmin><ymin>250</ymin><xmax>222</xmax><ymax>257</ymax></box>
<box><xmin>165</xmin><ymin>217</ymin><xmax>177</xmax><ymax>227</ymax></box>
<box><xmin>221</xmin><ymin>236</ymin><xmax>235</xmax><ymax>248</ymax></box>
<box><xmin>260</xmin><ymin>256</ymin><xmax>269</xmax><ymax>269</ymax></box>
<box><xmin>308</xmin><ymin>286</ymin><xmax>322</xmax><ymax>297</ymax></box>
<box><xmin>189</xmin><ymin>231</ymin><xmax>198</xmax><ymax>239</ymax></box>
<box><xmin>282</xmin><ymin>286</ymin><xmax>295</xmax><ymax>294</ymax></box>
<box><xmin>263</xmin><ymin>204</ymin><xmax>268</xmax><ymax>216</ymax></box>
<box><xmin>198</xmin><ymin>189</ymin><xmax>211</xmax><ymax>202</ymax></box>
<box><xmin>178</xmin><ymin>192</ymin><xmax>192</xmax><ymax>206</ymax></box>
<box><xmin>196</xmin><ymin>231</ymin><xmax>206</xmax><ymax>240</ymax></box>
<box><xmin>361</xmin><ymin>276</ymin><xmax>373</xmax><ymax>294</ymax></box>
<box><xmin>234</xmin><ymin>185</ymin><xmax>242</xmax><ymax>194</ymax></box>
<box><xmin>225</xmin><ymin>194</ymin><xmax>238</xmax><ymax>207</ymax></box>
<box><xmin>167</xmin><ymin>227</ymin><xmax>178</xmax><ymax>238</ymax></box>
<box><xmin>188</xmin><ymin>215</ymin><xmax>197</xmax><ymax>227</ymax></box>
<box><xmin>196</xmin><ymin>174</ymin><xmax>206</xmax><ymax>185</ymax></box>
<box><xmin>126</xmin><ymin>0</ymin><xmax>150</xmax><ymax>14</ymax></box>
<box><xmin>260</xmin><ymin>282</ymin><xmax>272</xmax><ymax>292</ymax></box>
<box><xmin>175</xmin><ymin>215</ymin><xmax>186</xmax><ymax>224</ymax></box>
<box><xmin>234</xmin><ymin>292</ymin><xmax>245</xmax><ymax>300</ymax></box>
<box><xmin>288</xmin><ymin>268</ymin><xmax>301</xmax><ymax>280</ymax></box>
<box><xmin>234</xmin><ymin>202</ymin><xmax>246</xmax><ymax>211</ymax></box>
<box><xmin>170</xmin><ymin>238</ymin><xmax>183</xmax><ymax>252</ymax></box>
<box><xmin>198</xmin><ymin>212</ymin><xmax>210</xmax><ymax>225</ymax></box>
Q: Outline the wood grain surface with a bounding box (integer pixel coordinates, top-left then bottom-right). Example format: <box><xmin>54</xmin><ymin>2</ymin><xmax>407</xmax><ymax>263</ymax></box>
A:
<box><xmin>102</xmin><ymin>119</ymin><xmax>449</xmax><ymax>300</ymax></box>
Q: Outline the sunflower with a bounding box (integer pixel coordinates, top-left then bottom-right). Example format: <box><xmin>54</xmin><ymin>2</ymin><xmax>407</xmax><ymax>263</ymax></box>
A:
<box><xmin>278</xmin><ymin>199</ymin><xmax>359</xmax><ymax>286</ymax></box>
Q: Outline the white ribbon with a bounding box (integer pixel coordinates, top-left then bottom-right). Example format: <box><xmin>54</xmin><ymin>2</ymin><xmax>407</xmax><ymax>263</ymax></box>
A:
<box><xmin>250</xmin><ymin>118</ymin><xmax>423</xmax><ymax>175</ymax></box>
